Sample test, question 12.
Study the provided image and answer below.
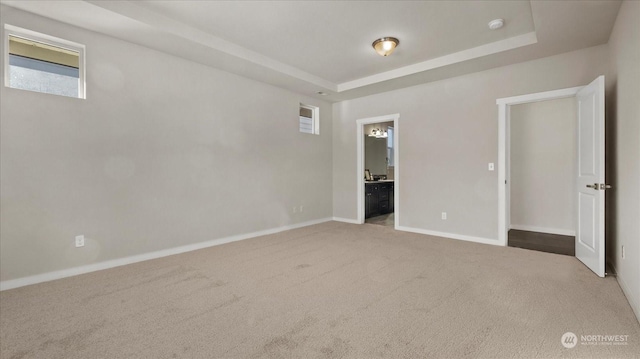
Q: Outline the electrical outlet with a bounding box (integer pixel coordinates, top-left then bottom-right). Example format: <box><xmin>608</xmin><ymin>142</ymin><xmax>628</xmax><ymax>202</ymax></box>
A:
<box><xmin>75</xmin><ymin>235</ymin><xmax>85</xmax><ymax>248</ymax></box>
<box><xmin>622</xmin><ymin>245</ymin><xmax>625</xmax><ymax>259</ymax></box>
<box><xmin>300</xmin><ymin>205</ymin><xmax>304</xmax><ymax>212</ymax></box>
<box><xmin>441</xmin><ymin>212</ymin><xmax>447</xmax><ymax>220</ymax></box>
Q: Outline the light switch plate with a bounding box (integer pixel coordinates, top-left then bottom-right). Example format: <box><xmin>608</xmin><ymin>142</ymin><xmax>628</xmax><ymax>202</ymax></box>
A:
<box><xmin>75</xmin><ymin>235</ymin><xmax>85</xmax><ymax>248</ymax></box>
<box><xmin>488</xmin><ymin>163</ymin><xmax>495</xmax><ymax>171</ymax></box>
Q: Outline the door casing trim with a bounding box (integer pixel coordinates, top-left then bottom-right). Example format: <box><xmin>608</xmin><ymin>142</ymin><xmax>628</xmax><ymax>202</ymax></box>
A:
<box><xmin>496</xmin><ymin>86</ymin><xmax>582</xmax><ymax>246</ymax></box>
<box><xmin>356</xmin><ymin>114</ymin><xmax>400</xmax><ymax>226</ymax></box>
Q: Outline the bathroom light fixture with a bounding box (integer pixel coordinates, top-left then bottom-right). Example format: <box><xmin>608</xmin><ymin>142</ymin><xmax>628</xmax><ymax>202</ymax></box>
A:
<box><xmin>368</xmin><ymin>128</ymin><xmax>388</xmax><ymax>138</ymax></box>
<box><xmin>372</xmin><ymin>37</ymin><xmax>399</xmax><ymax>56</ymax></box>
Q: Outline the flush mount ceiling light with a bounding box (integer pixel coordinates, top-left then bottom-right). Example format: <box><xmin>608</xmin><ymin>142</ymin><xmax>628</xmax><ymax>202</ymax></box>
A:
<box><xmin>488</xmin><ymin>19</ymin><xmax>504</xmax><ymax>30</ymax></box>
<box><xmin>372</xmin><ymin>37</ymin><xmax>399</xmax><ymax>56</ymax></box>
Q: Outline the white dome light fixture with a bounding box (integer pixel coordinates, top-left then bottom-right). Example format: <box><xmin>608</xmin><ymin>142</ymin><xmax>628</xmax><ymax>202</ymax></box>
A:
<box><xmin>372</xmin><ymin>37</ymin><xmax>399</xmax><ymax>56</ymax></box>
<box><xmin>488</xmin><ymin>19</ymin><xmax>504</xmax><ymax>30</ymax></box>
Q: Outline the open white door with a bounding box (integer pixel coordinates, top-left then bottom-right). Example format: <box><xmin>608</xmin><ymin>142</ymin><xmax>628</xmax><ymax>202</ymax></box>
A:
<box><xmin>575</xmin><ymin>75</ymin><xmax>606</xmax><ymax>277</ymax></box>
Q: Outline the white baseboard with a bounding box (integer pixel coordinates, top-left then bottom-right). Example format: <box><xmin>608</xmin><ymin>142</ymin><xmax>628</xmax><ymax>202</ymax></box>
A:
<box><xmin>396</xmin><ymin>225</ymin><xmax>501</xmax><ymax>247</ymax></box>
<box><xmin>609</xmin><ymin>262</ymin><xmax>640</xmax><ymax>324</ymax></box>
<box><xmin>509</xmin><ymin>224</ymin><xmax>575</xmax><ymax>236</ymax></box>
<box><xmin>332</xmin><ymin>217</ymin><xmax>360</xmax><ymax>224</ymax></box>
<box><xmin>0</xmin><ymin>217</ymin><xmax>333</xmax><ymax>291</ymax></box>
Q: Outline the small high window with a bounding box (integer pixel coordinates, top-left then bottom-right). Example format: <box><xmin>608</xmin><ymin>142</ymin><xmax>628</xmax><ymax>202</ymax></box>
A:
<box><xmin>299</xmin><ymin>104</ymin><xmax>319</xmax><ymax>135</ymax></box>
<box><xmin>4</xmin><ymin>25</ymin><xmax>85</xmax><ymax>99</ymax></box>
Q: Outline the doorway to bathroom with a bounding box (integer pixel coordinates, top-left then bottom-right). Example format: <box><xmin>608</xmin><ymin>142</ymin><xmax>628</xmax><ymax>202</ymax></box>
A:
<box><xmin>356</xmin><ymin>114</ymin><xmax>399</xmax><ymax>228</ymax></box>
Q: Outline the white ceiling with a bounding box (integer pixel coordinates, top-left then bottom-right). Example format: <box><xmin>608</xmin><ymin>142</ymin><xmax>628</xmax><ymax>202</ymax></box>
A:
<box><xmin>136</xmin><ymin>0</ymin><xmax>536</xmax><ymax>84</ymax></box>
<box><xmin>1</xmin><ymin>0</ymin><xmax>622</xmax><ymax>102</ymax></box>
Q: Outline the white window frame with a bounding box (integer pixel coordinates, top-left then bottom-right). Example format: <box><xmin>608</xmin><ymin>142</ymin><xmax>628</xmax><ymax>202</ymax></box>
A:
<box><xmin>299</xmin><ymin>103</ymin><xmax>319</xmax><ymax>135</ymax></box>
<box><xmin>4</xmin><ymin>24</ymin><xmax>86</xmax><ymax>99</ymax></box>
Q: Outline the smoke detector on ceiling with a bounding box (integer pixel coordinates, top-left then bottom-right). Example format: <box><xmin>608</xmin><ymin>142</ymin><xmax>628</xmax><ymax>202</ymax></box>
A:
<box><xmin>488</xmin><ymin>19</ymin><xmax>504</xmax><ymax>30</ymax></box>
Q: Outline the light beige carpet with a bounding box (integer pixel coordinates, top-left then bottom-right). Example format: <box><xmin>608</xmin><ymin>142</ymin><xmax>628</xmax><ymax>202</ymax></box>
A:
<box><xmin>1</xmin><ymin>221</ymin><xmax>638</xmax><ymax>358</ymax></box>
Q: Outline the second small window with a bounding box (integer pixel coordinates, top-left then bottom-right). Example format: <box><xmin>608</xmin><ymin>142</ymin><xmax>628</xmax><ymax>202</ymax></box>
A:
<box><xmin>299</xmin><ymin>104</ymin><xmax>319</xmax><ymax>135</ymax></box>
<box><xmin>5</xmin><ymin>25</ymin><xmax>85</xmax><ymax>99</ymax></box>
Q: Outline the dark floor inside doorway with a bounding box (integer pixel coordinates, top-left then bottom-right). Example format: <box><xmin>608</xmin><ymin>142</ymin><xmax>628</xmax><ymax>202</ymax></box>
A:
<box><xmin>508</xmin><ymin>229</ymin><xmax>575</xmax><ymax>256</ymax></box>
<box><xmin>365</xmin><ymin>213</ymin><xmax>394</xmax><ymax>228</ymax></box>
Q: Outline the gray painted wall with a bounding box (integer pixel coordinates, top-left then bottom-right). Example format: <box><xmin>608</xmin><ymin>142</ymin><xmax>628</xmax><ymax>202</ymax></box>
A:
<box><xmin>0</xmin><ymin>6</ymin><xmax>333</xmax><ymax>282</ymax></box>
<box><xmin>332</xmin><ymin>45</ymin><xmax>609</xmax><ymax>240</ymax></box>
<box><xmin>510</xmin><ymin>98</ymin><xmax>576</xmax><ymax>234</ymax></box>
<box><xmin>607</xmin><ymin>0</ymin><xmax>640</xmax><ymax>321</ymax></box>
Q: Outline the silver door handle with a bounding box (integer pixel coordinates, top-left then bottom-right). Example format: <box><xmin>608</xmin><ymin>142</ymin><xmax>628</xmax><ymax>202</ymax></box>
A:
<box><xmin>586</xmin><ymin>183</ymin><xmax>613</xmax><ymax>190</ymax></box>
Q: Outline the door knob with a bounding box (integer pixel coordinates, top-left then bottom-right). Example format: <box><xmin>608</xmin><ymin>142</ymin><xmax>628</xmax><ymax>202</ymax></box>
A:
<box><xmin>586</xmin><ymin>183</ymin><xmax>612</xmax><ymax>190</ymax></box>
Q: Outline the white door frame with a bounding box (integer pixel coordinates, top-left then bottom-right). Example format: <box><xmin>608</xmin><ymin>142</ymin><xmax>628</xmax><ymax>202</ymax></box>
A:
<box><xmin>496</xmin><ymin>87</ymin><xmax>582</xmax><ymax>246</ymax></box>
<box><xmin>357</xmin><ymin>114</ymin><xmax>400</xmax><ymax>226</ymax></box>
